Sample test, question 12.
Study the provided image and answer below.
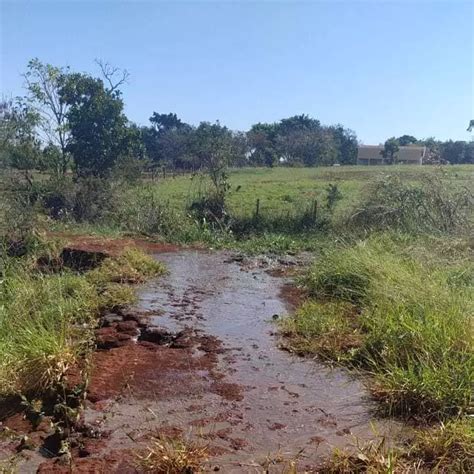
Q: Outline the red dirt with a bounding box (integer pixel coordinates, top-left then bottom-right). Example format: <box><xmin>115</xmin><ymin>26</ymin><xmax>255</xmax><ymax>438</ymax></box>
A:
<box><xmin>48</xmin><ymin>232</ymin><xmax>186</xmax><ymax>257</ymax></box>
<box><xmin>279</xmin><ymin>282</ymin><xmax>307</xmax><ymax>310</ymax></box>
<box><xmin>88</xmin><ymin>341</ymin><xmax>216</xmax><ymax>403</ymax></box>
<box><xmin>37</xmin><ymin>449</ymin><xmax>138</xmax><ymax>474</ymax></box>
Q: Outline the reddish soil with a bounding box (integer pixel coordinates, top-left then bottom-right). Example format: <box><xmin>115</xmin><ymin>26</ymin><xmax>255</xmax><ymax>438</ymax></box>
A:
<box><xmin>48</xmin><ymin>232</ymin><xmax>186</xmax><ymax>257</ymax></box>
<box><xmin>37</xmin><ymin>449</ymin><xmax>138</xmax><ymax>474</ymax></box>
<box><xmin>279</xmin><ymin>282</ymin><xmax>307</xmax><ymax>310</ymax></box>
<box><xmin>88</xmin><ymin>331</ymin><xmax>226</xmax><ymax>404</ymax></box>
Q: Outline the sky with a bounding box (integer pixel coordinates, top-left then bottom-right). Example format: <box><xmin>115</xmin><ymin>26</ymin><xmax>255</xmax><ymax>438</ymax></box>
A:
<box><xmin>0</xmin><ymin>0</ymin><xmax>473</xmax><ymax>144</ymax></box>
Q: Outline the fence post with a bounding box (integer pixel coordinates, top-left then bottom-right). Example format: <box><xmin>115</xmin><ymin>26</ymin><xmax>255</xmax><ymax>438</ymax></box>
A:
<box><xmin>312</xmin><ymin>199</ymin><xmax>318</xmax><ymax>222</ymax></box>
<box><xmin>255</xmin><ymin>198</ymin><xmax>260</xmax><ymax>219</ymax></box>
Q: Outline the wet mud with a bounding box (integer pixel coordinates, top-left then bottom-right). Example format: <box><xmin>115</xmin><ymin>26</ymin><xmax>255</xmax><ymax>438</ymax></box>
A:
<box><xmin>0</xmin><ymin>248</ymin><xmax>402</xmax><ymax>473</ymax></box>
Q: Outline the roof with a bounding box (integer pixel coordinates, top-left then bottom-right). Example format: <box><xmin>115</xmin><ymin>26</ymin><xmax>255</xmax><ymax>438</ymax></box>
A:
<box><xmin>357</xmin><ymin>145</ymin><xmax>426</xmax><ymax>161</ymax></box>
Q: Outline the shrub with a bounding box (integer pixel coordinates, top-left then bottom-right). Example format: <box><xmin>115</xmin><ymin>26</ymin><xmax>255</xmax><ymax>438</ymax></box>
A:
<box><xmin>349</xmin><ymin>173</ymin><xmax>473</xmax><ymax>234</ymax></box>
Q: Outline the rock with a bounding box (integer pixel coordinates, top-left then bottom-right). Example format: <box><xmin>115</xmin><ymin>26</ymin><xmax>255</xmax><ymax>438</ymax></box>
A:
<box><xmin>277</xmin><ymin>256</ymin><xmax>297</xmax><ymax>266</ymax></box>
<box><xmin>224</xmin><ymin>254</ymin><xmax>245</xmax><ymax>263</ymax></box>
<box><xmin>171</xmin><ymin>331</ymin><xmax>194</xmax><ymax>349</ymax></box>
<box><xmin>272</xmin><ymin>314</ymin><xmax>280</xmax><ymax>320</ymax></box>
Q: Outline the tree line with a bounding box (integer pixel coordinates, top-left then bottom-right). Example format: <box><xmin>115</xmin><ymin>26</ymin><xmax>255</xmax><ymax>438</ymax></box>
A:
<box><xmin>382</xmin><ymin>135</ymin><xmax>474</xmax><ymax>165</ymax></box>
<box><xmin>1</xmin><ymin>59</ymin><xmax>473</xmax><ymax>182</ymax></box>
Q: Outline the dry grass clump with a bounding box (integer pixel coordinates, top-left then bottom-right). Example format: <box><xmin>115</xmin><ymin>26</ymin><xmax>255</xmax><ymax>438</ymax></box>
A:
<box><xmin>320</xmin><ymin>438</ymin><xmax>401</xmax><ymax>474</ymax></box>
<box><xmin>406</xmin><ymin>418</ymin><xmax>474</xmax><ymax>472</ymax></box>
<box><xmin>138</xmin><ymin>436</ymin><xmax>209</xmax><ymax>473</ymax></box>
<box><xmin>321</xmin><ymin>419</ymin><xmax>474</xmax><ymax>473</ymax></box>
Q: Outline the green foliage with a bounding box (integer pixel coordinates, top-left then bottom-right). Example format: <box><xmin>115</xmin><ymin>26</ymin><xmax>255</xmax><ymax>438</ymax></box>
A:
<box><xmin>248</xmin><ymin>115</ymin><xmax>358</xmax><ymax>167</ymax></box>
<box><xmin>23</xmin><ymin>58</ymin><xmax>71</xmax><ymax>175</ymax></box>
<box><xmin>59</xmin><ymin>72</ymin><xmax>140</xmax><ymax>178</ymax></box>
<box><xmin>381</xmin><ymin>137</ymin><xmax>400</xmax><ymax>163</ymax></box>
<box><xmin>325</xmin><ymin>183</ymin><xmax>342</xmax><ymax>213</ymax></box>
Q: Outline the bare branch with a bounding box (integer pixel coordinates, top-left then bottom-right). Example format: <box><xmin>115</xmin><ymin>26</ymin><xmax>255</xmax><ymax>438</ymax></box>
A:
<box><xmin>95</xmin><ymin>59</ymin><xmax>130</xmax><ymax>92</ymax></box>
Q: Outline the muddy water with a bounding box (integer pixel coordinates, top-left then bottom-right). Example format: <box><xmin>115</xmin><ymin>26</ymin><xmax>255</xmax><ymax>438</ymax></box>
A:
<box><xmin>134</xmin><ymin>250</ymin><xmax>400</xmax><ymax>470</ymax></box>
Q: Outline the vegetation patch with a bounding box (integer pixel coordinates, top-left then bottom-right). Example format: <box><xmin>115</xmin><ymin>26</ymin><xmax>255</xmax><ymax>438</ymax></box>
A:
<box><xmin>321</xmin><ymin>418</ymin><xmax>474</xmax><ymax>473</ymax></box>
<box><xmin>138</xmin><ymin>435</ymin><xmax>209</xmax><ymax>473</ymax></box>
<box><xmin>0</xmin><ymin>246</ymin><xmax>165</xmax><ymax>398</ymax></box>
<box><xmin>282</xmin><ymin>235</ymin><xmax>473</xmax><ymax>420</ymax></box>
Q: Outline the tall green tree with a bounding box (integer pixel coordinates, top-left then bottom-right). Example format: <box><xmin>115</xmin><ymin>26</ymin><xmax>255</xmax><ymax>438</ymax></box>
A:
<box><xmin>23</xmin><ymin>58</ymin><xmax>71</xmax><ymax>175</ymax></box>
<box><xmin>247</xmin><ymin>122</ymin><xmax>279</xmax><ymax>167</ymax></box>
<box><xmin>143</xmin><ymin>112</ymin><xmax>194</xmax><ymax>169</ymax></box>
<box><xmin>59</xmin><ymin>72</ymin><xmax>136</xmax><ymax>177</ymax></box>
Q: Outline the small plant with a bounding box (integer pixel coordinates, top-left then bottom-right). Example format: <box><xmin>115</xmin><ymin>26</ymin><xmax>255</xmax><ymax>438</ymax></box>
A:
<box><xmin>325</xmin><ymin>183</ymin><xmax>342</xmax><ymax>214</ymax></box>
<box><xmin>138</xmin><ymin>436</ymin><xmax>209</xmax><ymax>473</ymax></box>
<box><xmin>321</xmin><ymin>437</ymin><xmax>400</xmax><ymax>473</ymax></box>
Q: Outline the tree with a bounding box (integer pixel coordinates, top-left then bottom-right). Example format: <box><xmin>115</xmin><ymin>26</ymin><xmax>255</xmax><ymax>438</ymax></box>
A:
<box><xmin>328</xmin><ymin>125</ymin><xmax>358</xmax><ymax>165</ymax></box>
<box><xmin>23</xmin><ymin>59</ymin><xmax>71</xmax><ymax>175</ymax></box>
<box><xmin>397</xmin><ymin>134</ymin><xmax>417</xmax><ymax>146</ymax></box>
<box><xmin>0</xmin><ymin>98</ymin><xmax>40</xmax><ymax>174</ymax></box>
<box><xmin>440</xmin><ymin>140</ymin><xmax>473</xmax><ymax>164</ymax></box>
<box><xmin>381</xmin><ymin>137</ymin><xmax>400</xmax><ymax>164</ymax></box>
<box><xmin>467</xmin><ymin>120</ymin><xmax>474</xmax><ymax>132</ymax></box>
<box><xmin>149</xmin><ymin>112</ymin><xmax>185</xmax><ymax>132</ymax></box>
<box><xmin>59</xmin><ymin>72</ymin><xmax>135</xmax><ymax>177</ymax></box>
<box><xmin>247</xmin><ymin>122</ymin><xmax>279</xmax><ymax>167</ymax></box>
<box><xmin>143</xmin><ymin>112</ymin><xmax>194</xmax><ymax>170</ymax></box>
<box><xmin>189</xmin><ymin>121</ymin><xmax>239</xmax><ymax>216</ymax></box>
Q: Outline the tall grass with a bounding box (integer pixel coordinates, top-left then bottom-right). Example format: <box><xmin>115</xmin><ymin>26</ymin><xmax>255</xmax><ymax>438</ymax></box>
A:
<box><xmin>348</xmin><ymin>173</ymin><xmax>473</xmax><ymax>234</ymax></box>
<box><xmin>0</xmin><ymin>247</ymin><xmax>165</xmax><ymax>397</ymax></box>
<box><xmin>282</xmin><ymin>235</ymin><xmax>473</xmax><ymax>419</ymax></box>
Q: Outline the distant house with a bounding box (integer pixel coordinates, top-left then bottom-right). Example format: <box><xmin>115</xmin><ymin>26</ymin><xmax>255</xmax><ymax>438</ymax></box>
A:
<box><xmin>357</xmin><ymin>145</ymin><xmax>426</xmax><ymax>165</ymax></box>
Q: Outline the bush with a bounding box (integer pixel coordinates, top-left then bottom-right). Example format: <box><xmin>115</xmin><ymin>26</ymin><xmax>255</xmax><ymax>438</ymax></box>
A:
<box><xmin>349</xmin><ymin>173</ymin><xmax>473</xmax><ymax>234</ymax></box>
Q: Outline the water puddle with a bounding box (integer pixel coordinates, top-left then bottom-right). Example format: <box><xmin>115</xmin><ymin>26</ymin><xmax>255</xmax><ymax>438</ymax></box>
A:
<box><xmin>133</xmin><ymin>250</ymin><xmax>401</xmax><ymax>469</ymax></box>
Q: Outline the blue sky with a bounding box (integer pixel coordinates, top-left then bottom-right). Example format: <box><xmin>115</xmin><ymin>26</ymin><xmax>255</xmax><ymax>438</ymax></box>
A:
<box><xmin>1</xmin><ymin>1</ymin><xmax>472</xmax><ymax>144</ymax></box>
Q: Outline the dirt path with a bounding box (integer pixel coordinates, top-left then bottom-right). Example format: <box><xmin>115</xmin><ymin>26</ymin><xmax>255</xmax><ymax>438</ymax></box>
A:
<box><xmin>2</xmin><ymin>249</ymin><xmax>401</xmax><ymax>473</ymax></box>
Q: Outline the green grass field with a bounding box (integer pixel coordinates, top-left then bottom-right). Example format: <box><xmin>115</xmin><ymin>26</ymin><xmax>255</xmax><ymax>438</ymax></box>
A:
<box><xmin>138</xmin><ymin>165</ymin><xmax>473</xmax><ymax>217</ymax></box>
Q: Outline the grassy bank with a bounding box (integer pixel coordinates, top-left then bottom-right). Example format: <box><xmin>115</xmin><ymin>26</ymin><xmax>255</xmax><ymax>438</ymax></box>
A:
<box><xmin>281</xmin><ymin>234</ymin><xmax>473</xmax><ymax>419</ymax></box>
<box><xmin>0</xmin><ymin>243</ymin><xmax>165</xmax><ymax>398</ymax></box>
<box><xmin>281</xmin><ymin>233</ymin><xmax>473</xmax><ymax>471</ymax></box>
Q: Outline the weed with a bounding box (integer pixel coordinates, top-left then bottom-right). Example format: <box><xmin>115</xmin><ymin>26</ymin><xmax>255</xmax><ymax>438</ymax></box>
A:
<box><xmin>321</xmin><ymin>437</ymin><xmax>400</xmax><ymax>473</ymax></box>
<box><xmin>138</xmin><ymin>435</ymin><xmax>209</xmax><ymax>473</ymax></box>
<box><xmin>280</xmin><ymin>301</ymin><xmax>363</xmax><ymax>362</ymax></box>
